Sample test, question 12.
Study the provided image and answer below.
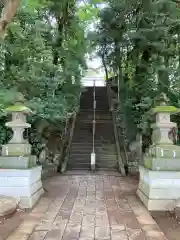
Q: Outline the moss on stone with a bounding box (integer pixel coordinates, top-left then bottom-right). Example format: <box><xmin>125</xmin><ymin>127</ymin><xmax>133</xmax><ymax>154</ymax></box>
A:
<box><xmin>151</xmin><ymin>105</ymin><xmax>178</xmax><ymax>114</ymax></box>
<box><xmin>6</xmin><ymin>105</ymin><xmax>32</xmax><ymax>113</ymax></box>
<box><xmin>144</xmin><ymin>158</ymin><xmax>152</xmax><ymax>169</ymax></box>
<box><xmin>5</xmin><ymin>152</ymin><xmax>29</xmax><ymax>156</ymax></box>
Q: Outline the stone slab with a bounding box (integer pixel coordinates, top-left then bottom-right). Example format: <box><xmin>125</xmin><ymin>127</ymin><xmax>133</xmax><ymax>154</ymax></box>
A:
<box><xmin>137</xmin><ymin>188</ymin><xmax>174</xmax><ymax>211</ymax></box>
<box><xmin>19</xmin><ymin>188</ymin><xmax>44</xmax><ymax>209</ymax></box>
<box><xmin>144</xmin><ymin>157</ymin><xmax>180</xmax><ymax>171</ymax></box>
<box><xmin>2</xmin><ymin>143</ymin><xmax>31</xmax><ymax>156</ymax></box>
<box><xmin>137</xmin><ymin>166</ymin><xmax>180</xmax><ymax>211</ymax></box>
<box><xmin>0</xmin><ymin>166</ymin><xmax>42</xmax><ymax>186</ymax></box>
<box><xmin>0</xmin><ymin>166</ymin><xmax>44</xmax><ymax>209</ymax></box>
<box><xmin>138</xmin><ymin>180</ymin><xmax>180</xmax><ymax>199</ymax></box>
<box><xmin>0</xmin><ymin>196</ymin><xmax>18</xmax><ymax>217</ymax></box>
<box><xmin>0</xmin><ymin>155</ymin><xmax>37</xmax><ymax>169</ymax></box>
<box><xmin>139</xmin><ymin>165</ymin><xmax>180</xmax><ymax>185</ymax></box>
<box><xmin>146</xmin><ymin>145</ymin><xmax>180</xmax><ymax>159</ymax></box>
<box><xmin>0</xmin><ymin>180</ymin><xmax>42</xmax><ymax>197</ymax></box>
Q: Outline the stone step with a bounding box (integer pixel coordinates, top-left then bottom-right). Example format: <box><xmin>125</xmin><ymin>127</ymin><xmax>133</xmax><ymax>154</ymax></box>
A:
<box><xmin>96</xmin><ymin>162</ymin><xmax>118</xmax><ymax>167</ymax></box>
<box><xmin>70</xmin><ymin>147</ymin><xmax>117</xmax><ymax>151</ymax></box>
<box><xmin>68</xmin><ymin>159</ymin><xmax>118</xmax><ymax>166</ymax></box>
<box><xmin>68</xmin><ymin>163</ymin><xmax>91</xmax><ymax>169</ymax></box>
<box><xmin>67</xmin><ymin>87</ymin><xmax>118</xmax><ymax>170</ymax></box>
<box><xmin>100</xmin><ymin>157</ymin><xmax>117</xmax><ymax>162</ymax></box>
<box><xmin>70</xmin><ymin>146</ymin><xmax>116</xmax><ymax>150</ymax></box>
<box><xmin>68</xmin><ymin>154</ymin><xmax>90</xmax><ymax>158</ymax></box>
<box><xmin>70</xmin><ymin>152</ymin><xmax>117</xmax><ymax>157</ymax></box>
<box><xmin>69</xmin><ymin>157</ymin><xmax>117</xmax><ymax>162</ymax></box>
<box><xmin>69</xmin><ymin>154</ymin><xmax>117</xmax><ymax>159</ymax></box>
<box><xmin>69</xmin><ymin>151</ymin><xmax>117</xmax><ymax>155</ymax></box>
<box><xmin>68</xmin><ymin>153</ymin><xmax>117</xmax><ymax>158</ymax></box>
<box><xmin>96</xmin><ymin>164</ymin><xmax>118</xmax><ymax>168</ymax></box>
<box><xmin>71</xmin><ymin>141</ymin><xmax>116</xmax><ymax>145</ymax></box>
<box><xmin>68</xmin><ymin>164</ymin><xmax>118</xmax><ymax>170</ymax></box>
<box><xmin>96</xmin><ymin>157</ymin><xmax>117</xmax><ymax>161</ymax></box>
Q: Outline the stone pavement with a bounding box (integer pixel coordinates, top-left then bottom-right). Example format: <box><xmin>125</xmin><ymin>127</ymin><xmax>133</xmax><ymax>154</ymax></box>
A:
<box><xmin>0</xmin><ymin>172</ymin><xmax>168</xmax><ymax>240</ymax></box>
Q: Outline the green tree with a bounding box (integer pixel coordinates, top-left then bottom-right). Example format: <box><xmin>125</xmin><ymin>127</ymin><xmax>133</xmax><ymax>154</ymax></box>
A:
<box><xmin>0</xmin><ymin>0</ymin><xmax>87</xmax><ymax>161</ymax></box>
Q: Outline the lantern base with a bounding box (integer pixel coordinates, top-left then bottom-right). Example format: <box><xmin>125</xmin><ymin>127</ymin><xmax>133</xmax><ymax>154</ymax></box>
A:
<box><xmin>2</xmin><ymin>143</ymin><xmax>31</xmax><ymax>156</ymax></box>
<box><xmin>144</xmin><ymin>145</ymin><xmax>180</xmax><ymax>170</ymax></box>
<box><xmin>137</xmin><ymin>165</ymin><xmax>180</xmax><ymax>211</ymax></box>
<box><xmin>0</xmin><ymin>166</ymin><xmax>44</xmax><ymax>209</ymax></box>
<box><xmin>146</xmin><ymin>144</ymin><xmax>180</xmax><ymax>157</ymax></box>
<box><xmin>144</xmin><ymin>157</ymin><xmax>180</xmax><ymax>171</ymax></box>
<box><xmin>0</xmin><ymin>155</ymin><xmax>37</xmax><ymax>169</ymax></box>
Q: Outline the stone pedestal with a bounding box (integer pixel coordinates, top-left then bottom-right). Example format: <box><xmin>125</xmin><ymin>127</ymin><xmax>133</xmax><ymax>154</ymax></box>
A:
<box><xmin>0</xmin><ymin>156</ymin><xmax>37</xmax><ymax>169</ymax></box>
<box><xmin>0</xmin><ymin>94</ymin><xmax>43</xmax><ymax>209</ymax></box>
<box><xmin>137</xmin><ymin>166</ymin><xmax>180</xmax><ymax>211</ymax></box>
<box><xmin>2</xmin><ymin>143</ymin><xmax>32</xmax><ymax>157</ymax></box>
<box><xmin>144</xmin><ymin>145</ymin><xmax>180</xmax><ymax>171</ymax></box>
<box><xmin>0</xmin><ymin>166</ymin><xmax>44</xmax><ymax>208</ymax></box>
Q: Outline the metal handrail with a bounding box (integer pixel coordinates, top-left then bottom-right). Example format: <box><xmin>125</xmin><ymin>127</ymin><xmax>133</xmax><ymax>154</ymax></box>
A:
<box><xmin>92</xmin><ymin>79</ymin><xmax>96</xmax><ymax>153</ymax></box>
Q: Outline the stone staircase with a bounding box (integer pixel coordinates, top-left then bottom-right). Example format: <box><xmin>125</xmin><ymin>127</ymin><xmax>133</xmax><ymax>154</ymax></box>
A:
<box><xmin>67</xmin><ymin>87</ymin><xmax>119</xmax><ymax>170</ymax></box>
<box><xmin>67</xmin><ymin>120</ymin><xmax>92</xmax><ymax>170</ymax></box>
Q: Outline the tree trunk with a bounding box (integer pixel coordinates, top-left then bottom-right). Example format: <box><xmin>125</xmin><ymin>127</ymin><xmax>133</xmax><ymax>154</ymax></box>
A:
<box><xmin>0</xmin><ymin>0</ymin><xmax>20</xmax><ymax>38</ymax></box>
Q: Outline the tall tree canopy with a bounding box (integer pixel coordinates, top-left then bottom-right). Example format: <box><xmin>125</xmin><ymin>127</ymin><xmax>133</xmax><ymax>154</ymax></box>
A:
<box><xmin>0</xmin><ymin>0</ymin><xmax>90</xmax><ymax>158</ymax></box>
<box><xmin>90</xmin><ymin>0</ymin><xmax>180</xmax><ymax>146</ymax></box>
<box><xmin>1</xmin><ymin>0</ymin><xmax>180</xmax><ymax>159</ymax></box>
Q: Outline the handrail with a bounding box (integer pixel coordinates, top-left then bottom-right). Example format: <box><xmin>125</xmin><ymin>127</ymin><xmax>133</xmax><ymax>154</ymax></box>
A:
<box><xmin>92</xmin><ymin>79</ymin><xmax>96</xmax><ymax>154</ymax></box>
<box><xmin>60</xmin><ymin>92</ymin><xmax>81</xmax><ymax>173</ymax></box>
<box><xmin>106</xmin><ymin>85</ymin><xmax>125</xmax><ymax>176</ymax></box>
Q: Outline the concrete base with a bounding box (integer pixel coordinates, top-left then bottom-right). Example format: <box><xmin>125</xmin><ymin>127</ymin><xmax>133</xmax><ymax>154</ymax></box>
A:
<box><xmin>0</xmin><ymin>166</ymin><xmax>44</xmax><ymax>209</ymax></box>
<box><xmin>137</xmin><ymin>189</ymin><xmax>174</xmax><ymax>211</ymax></box>
<box><xmin>137</xmin><ymin>165</ymin><xmax>180</xmax><ymax>211</ymax></box>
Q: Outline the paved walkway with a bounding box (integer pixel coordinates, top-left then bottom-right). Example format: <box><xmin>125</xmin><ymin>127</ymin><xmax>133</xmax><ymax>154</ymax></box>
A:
<box><xmin>0</xmin><ymin>172</ymin><xmax>168</xmax><ymax>240</ymax></box>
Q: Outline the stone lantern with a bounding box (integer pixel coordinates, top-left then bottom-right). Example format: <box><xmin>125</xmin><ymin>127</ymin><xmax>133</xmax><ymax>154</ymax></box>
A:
<box><xmin>137</xmin><ymin>93</ymin><xmax>180</xmax><ymax>211</ymax></box>
<box><xmin>2</xmin><ymin>93</ymin><xmax>32</xmax><ymax>157</ymax></box>
<box><xmin>0</xmin><ymin>93</ymin><xmax>44</xmax><ymax>208</ymax></box>
<box><xmin>144</xmin><ymin>93</ymin><xmax>180</xmax><ymax>170</ymax></box>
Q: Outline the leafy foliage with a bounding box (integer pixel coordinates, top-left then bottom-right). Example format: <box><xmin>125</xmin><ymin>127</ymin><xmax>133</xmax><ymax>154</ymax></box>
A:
<box><xmin>92</xmin><ymin>0</ymin><xmax>180</xmax><ymax>141</ymax></box>
<box><xmin>0</xmin><ymin>0</ymin><xmax>87</xmax><ymax>157</ymax></box>
<box><xmin>2</xmin><ymin>0</ymin><xmax>180</xmax><ymax>163</ymax></box>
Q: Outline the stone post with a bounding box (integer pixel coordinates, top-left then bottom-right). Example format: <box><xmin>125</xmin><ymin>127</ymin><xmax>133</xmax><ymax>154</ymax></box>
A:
<box><xmin>137</xmin><ymin>94</ymin><xmax>180</xmax><ymax>211</ymax></box>
<box><xmin>0</xmin><ymin>93</ymin><xmax>44</xmax><ymax>208</ymax></box>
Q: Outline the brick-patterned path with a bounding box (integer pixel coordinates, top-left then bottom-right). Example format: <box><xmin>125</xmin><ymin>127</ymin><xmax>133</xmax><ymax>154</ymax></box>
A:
<box><xmin>0</xmin><ymin>172</ymin><xmax>168</xmax><ymax>240</ymax></box>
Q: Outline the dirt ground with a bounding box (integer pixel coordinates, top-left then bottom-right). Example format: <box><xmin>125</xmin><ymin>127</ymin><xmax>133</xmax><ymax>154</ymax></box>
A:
<box><xmin>152</xmin><ymin>211</ymin><xmax>180</xmax><ymax>240</ymax></box>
